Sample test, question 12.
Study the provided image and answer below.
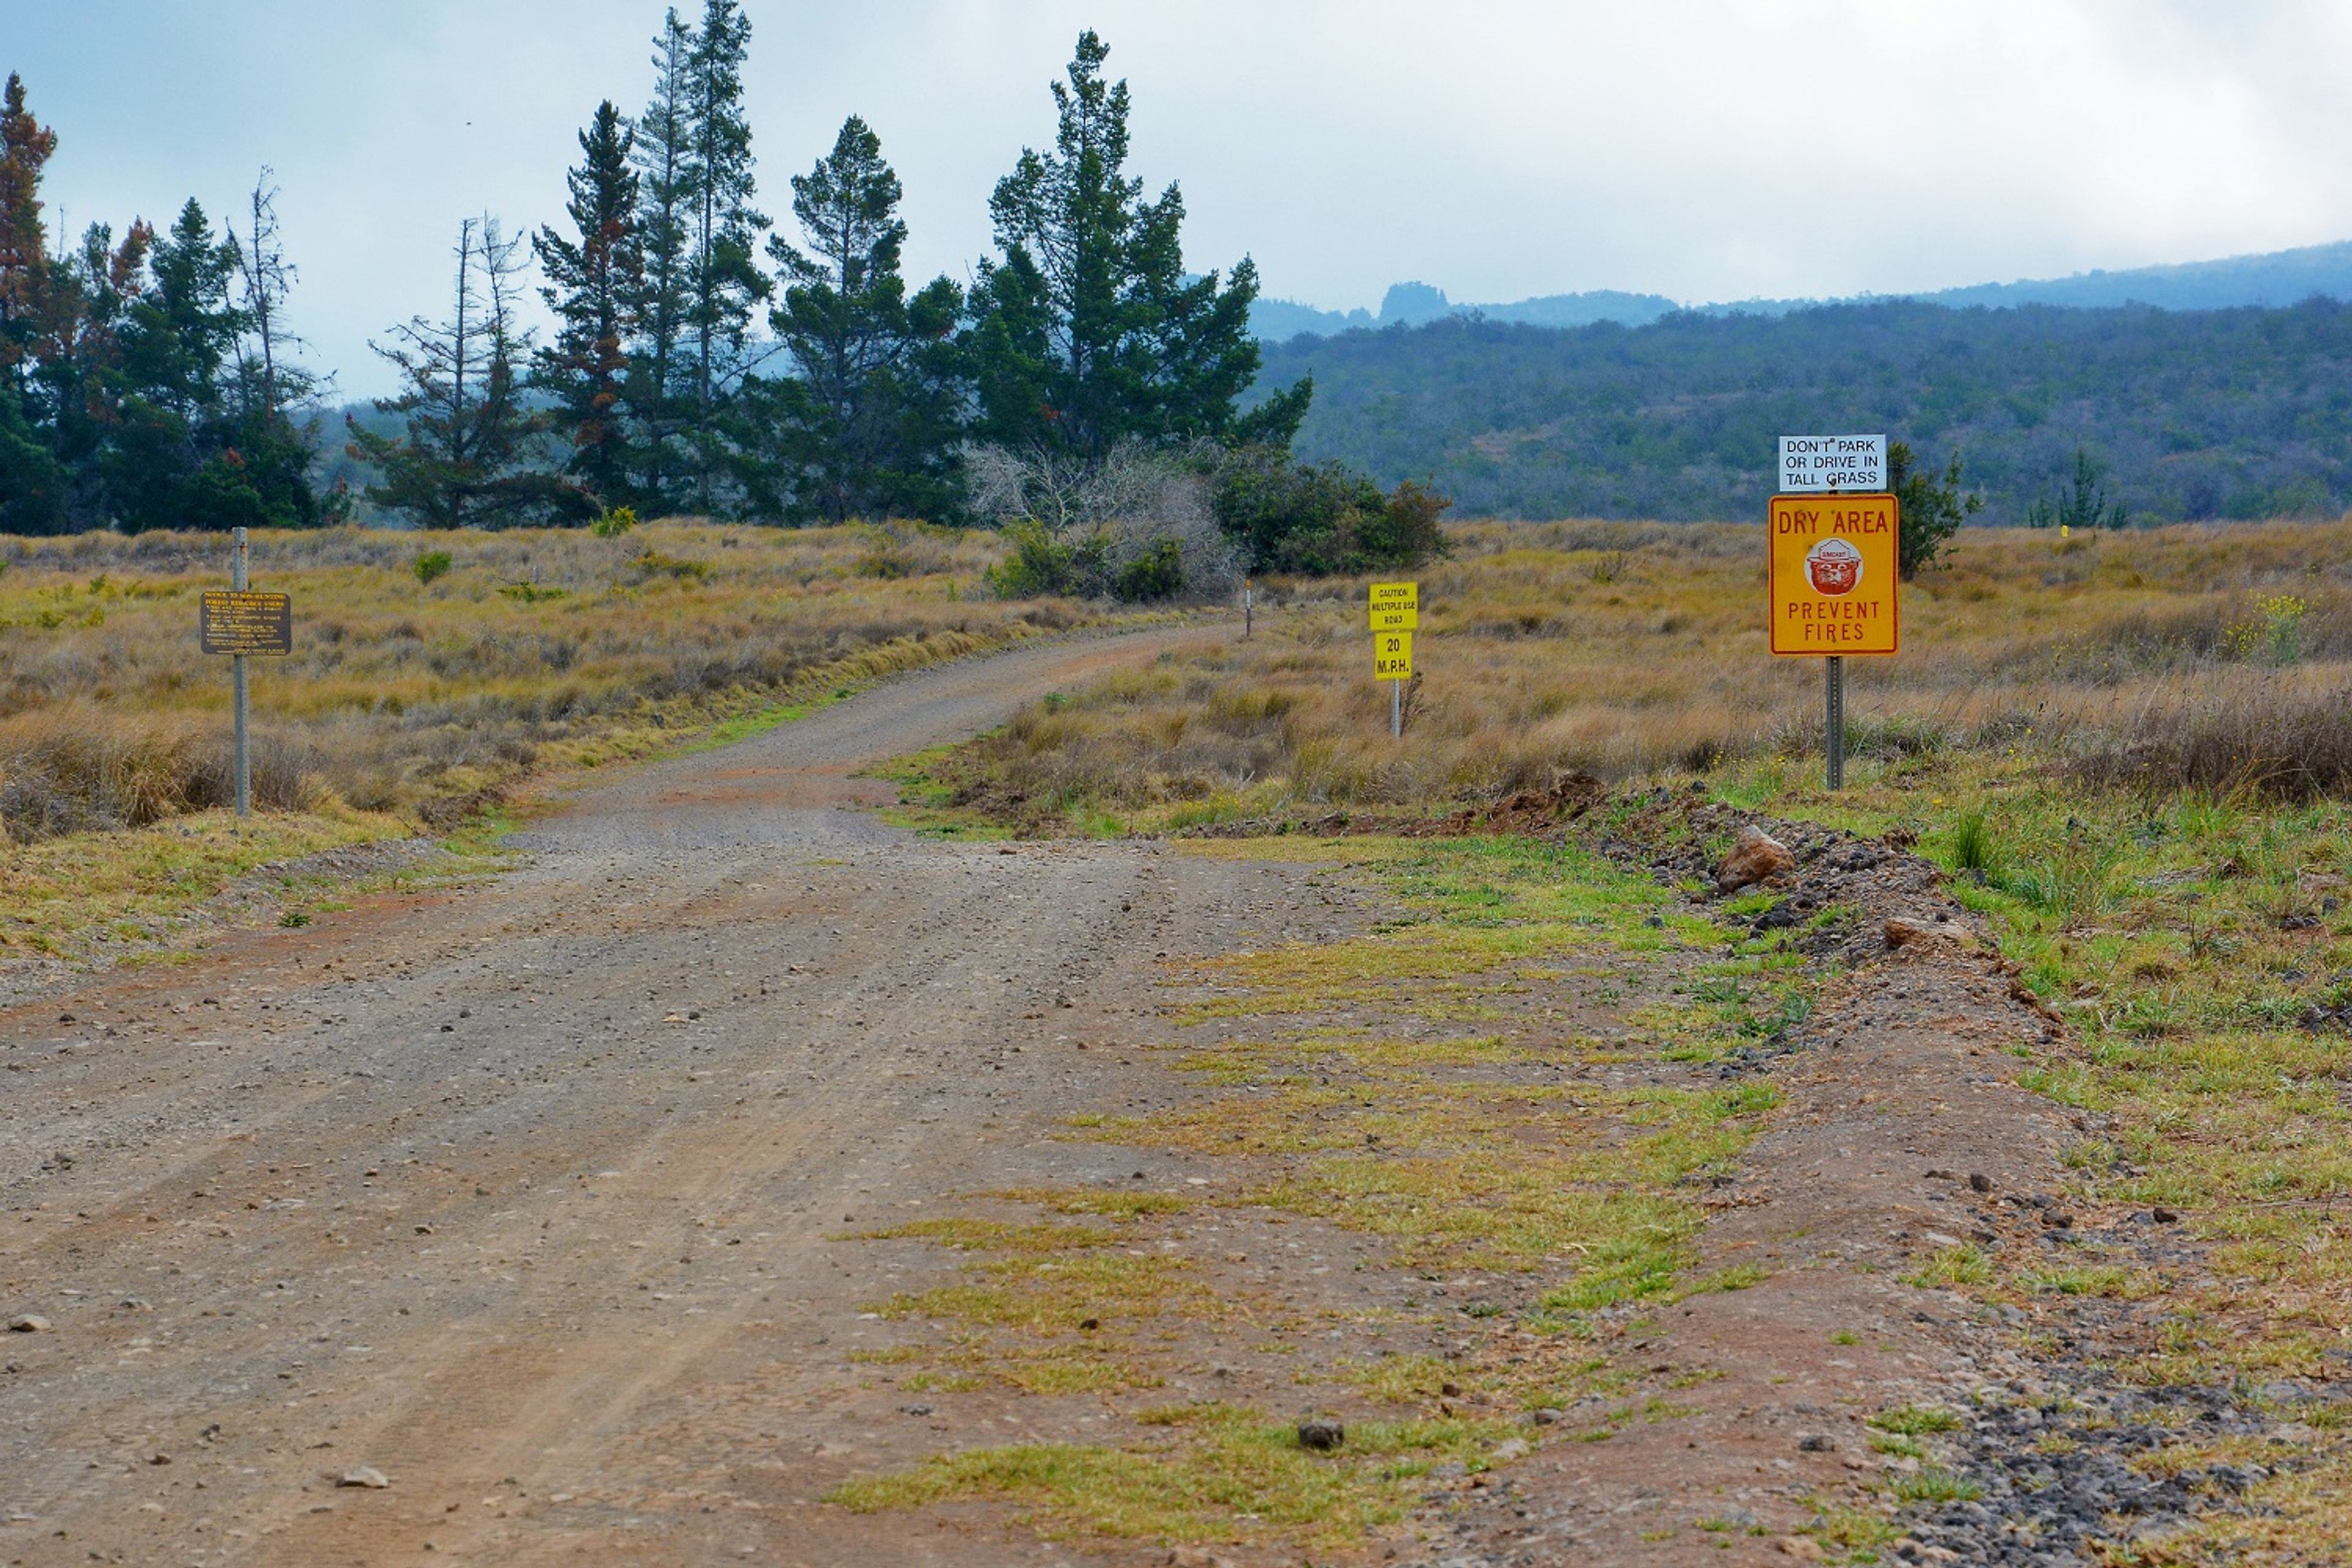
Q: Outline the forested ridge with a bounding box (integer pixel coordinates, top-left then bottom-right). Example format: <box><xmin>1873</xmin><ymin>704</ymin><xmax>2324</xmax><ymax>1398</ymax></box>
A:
<box><xmin>1258</xmin><ymin>298</ymin><xmax>2352</xmax><ymax>524</ymax></box>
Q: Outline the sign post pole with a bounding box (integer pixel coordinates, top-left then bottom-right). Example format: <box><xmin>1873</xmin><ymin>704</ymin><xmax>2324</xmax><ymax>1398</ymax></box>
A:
<box><xmin>1824</xmin><ymin>655</ymin><xmax>1844</xmax><ymax>790</ymax></box>
<box><xmin>1243</xmin><ymin>578</ymin><xmax>1253</xmax><ymax>642</ymax></box>
<box><xmin>1391</xmin><ymin>677</ymin><xmax>1401</xmax><ymax>739</ymax></box>
<box><xmin>232</xmin><ymin>526</ymin><xmax>251</xmax><ymax>820</ymax></box>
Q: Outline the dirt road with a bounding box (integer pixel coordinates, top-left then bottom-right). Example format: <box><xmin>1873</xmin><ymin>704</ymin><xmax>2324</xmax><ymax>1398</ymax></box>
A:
<box><xmin>2</xmin><ymin>628</ymin><xmax>1330</xmax><ymax>1566</ymax></box>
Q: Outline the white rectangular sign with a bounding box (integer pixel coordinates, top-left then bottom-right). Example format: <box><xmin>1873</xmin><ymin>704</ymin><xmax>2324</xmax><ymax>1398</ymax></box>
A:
<box><xmin>1779</xmin><ymin>434</ymin><xmax>1886</xmax><ymax>493</ymax></box>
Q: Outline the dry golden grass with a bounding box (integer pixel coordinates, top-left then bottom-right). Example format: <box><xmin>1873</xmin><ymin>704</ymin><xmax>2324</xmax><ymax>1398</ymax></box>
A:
<box><xmin>0</xmin><ymin>518</ymin><xmax>1077</xmax><ymax>845</ymax></box>
<box><xmin>940</xmin><ymin>519</ymin><xmax>2352</xmax><ymax>827</ymax></box>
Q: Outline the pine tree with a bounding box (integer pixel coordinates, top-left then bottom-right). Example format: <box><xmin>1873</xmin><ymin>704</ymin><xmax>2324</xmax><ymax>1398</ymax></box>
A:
<box><xmin>0</xmin><ymin>73</ymin><xmax>58</xmax><ymax>382</ymax></box>
<box><xmin>534</xmin><ymin>101</ymin><xmax>643</xmax><ymax>504</ymax></box>
<box><xmin>0</xmin><ymin>73</ymin><xmax>67</xmax><ymax>532</ymax></box>
<box><xmin>966</xmin><ymin>31</ymin><xmax>1300</xmax><ymax>465</ymax></box>
<box><xmin>104</xmin><ymin>199</ymin><xmax>262</xmax><ymax>532</ymax></box>
<box><xmin>680</xmin><ymin>0</ymin><xmax>768</xmax><ymax>511</ymax></box>
<box><xmin>626</xmin><ymin>10</ymin><xmax>698</xmax><ymax>510</ymax></box>
<box><xmin>39</xmin><ymin>221</ymin><xmax>148</xmax><ymax>530</ymax></box>
<box><xmin>223</xmin><ymin>170</ymin><xmax>333</xmax><ymax>528</ymax></box>
<box><xmin>745</xmin><ymin>115</ymin><xmax>963</xmax><ymax>523</ymax></box>
<box><xmin>351</xmin><ymin>217</ymin><xmax>584</xmax><ymax>529</ymax></box>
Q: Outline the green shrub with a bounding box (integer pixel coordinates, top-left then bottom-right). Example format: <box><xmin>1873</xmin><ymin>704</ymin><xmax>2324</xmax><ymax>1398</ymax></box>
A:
<box><xmin>985</xmin><ymin>522</ymin><xmax>1083</xmax><ymax>599</ymax></box>
<box><xmin>1212</xmin><ymin>445</ymin><xmax>1453</xmax><ymax>576</ymax></box>
<box><xmin>412</xmin><ymin>550</ymin><xmax>453</xmax><ymax>586</ymax></box>
<box><xmin>590</xmin><ymin>506</ymin><xmax>639</xmax><ymax>538</ymax></box>
<box><xmin>1112</xmin><ymin>538</ymin><xmax>1185</xmax><ymax>603</ymax></box>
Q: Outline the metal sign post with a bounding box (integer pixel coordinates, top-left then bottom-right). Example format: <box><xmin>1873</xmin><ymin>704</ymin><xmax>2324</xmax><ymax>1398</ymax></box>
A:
<box><xmin>1825</xmin><ymin>655</ymin><xmax>1845</xmax><ymax>790</ymax></box>
<box><xmin>232</xmin><ymin>528</ymin><xmax>251</xmax><ymax>818</ymax></box>
<box><xmin>199</xmin><ymin>529</ymin><xmax>293</xmax><ymax>820</ymax></box>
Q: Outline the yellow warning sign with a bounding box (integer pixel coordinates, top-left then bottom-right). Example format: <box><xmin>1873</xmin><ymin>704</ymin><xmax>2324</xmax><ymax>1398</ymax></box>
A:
<box><xmin>1369</xmin><ymin>581</ymin><xmax>1417</xmax><ymax>614</ymax></box>
<box><xmin>1373</xmin><ymin>630</ymin><xmax>1414</xmax><ymax>680</ymax></box>
<box><xmin>1768</xmin><ymin>493</ymin><xmax>1899</xmax><ymax>657</ymax></box>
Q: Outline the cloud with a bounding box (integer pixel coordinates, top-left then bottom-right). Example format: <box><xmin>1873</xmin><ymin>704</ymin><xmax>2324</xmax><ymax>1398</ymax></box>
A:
<box><xmin>14</xmin><ymin>0</ymin><xmax>2352</xmax><ymax>395</ymax></box>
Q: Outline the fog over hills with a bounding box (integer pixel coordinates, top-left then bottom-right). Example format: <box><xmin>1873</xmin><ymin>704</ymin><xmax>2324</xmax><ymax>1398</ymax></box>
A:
<box><xmin>1252</xmin><ymin>240</ymin><xmax>2352</xmax><ymax>341</ymax></box>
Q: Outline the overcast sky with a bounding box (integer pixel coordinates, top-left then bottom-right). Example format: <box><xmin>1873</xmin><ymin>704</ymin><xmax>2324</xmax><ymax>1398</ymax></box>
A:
<box><xmin>10</xmin><ymin>0</ymin><xmax>2352</xmax><ymax>397</ymax></box>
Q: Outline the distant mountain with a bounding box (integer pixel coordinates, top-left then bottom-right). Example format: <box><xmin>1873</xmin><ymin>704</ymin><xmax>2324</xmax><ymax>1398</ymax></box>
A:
<box><xmin>1252</xmin><ymin>282</ymin><xmax>1679</xmax><ymax>341</ymax></box>
<box><xmin>1256</xmin><ymin>240</ymin><xmax>2352</xmax><ymax>342</ymax></box>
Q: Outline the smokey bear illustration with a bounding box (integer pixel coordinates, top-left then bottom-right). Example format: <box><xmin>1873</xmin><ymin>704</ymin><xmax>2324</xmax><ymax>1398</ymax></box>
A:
<box><xmin>1804</xmin><ymin>536</ymin><xmax>1863</xmax><ymax>596</ymax></box>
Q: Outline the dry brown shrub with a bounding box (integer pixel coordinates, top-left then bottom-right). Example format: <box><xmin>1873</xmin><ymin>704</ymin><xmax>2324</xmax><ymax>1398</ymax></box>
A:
<box><xmin>0</xmin><ymin>705</ymin><xmax>322</xmax><ymax>841</ymax></box>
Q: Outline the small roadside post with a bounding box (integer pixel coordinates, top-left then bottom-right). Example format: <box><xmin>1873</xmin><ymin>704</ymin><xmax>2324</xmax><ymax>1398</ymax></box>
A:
<box><xmin>1771</xmin><ymin>436</ymin><xmax>1898</xmax><ymax>790</ymax></box>
<box><xmin>198</xmin><ymin>527</ymin><xmax>294</xmax><ymax>819</ymax></box>
<box><xmin>1370</xmin><ymin>581</ymin><xmax>1417</xmax><ymax>737</ymax></box>
<box><xmin>1243</xmin><ymin>576</ymin><xmax>1254</xmax><ymax>641</ymax></box>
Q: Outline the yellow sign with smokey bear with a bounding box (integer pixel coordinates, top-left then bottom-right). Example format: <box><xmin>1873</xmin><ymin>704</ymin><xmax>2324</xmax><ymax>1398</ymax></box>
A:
<box><xmin>1768</xmin><ymin>493</ymin><xmax>1900</xmax><ymax>656</ymax></box>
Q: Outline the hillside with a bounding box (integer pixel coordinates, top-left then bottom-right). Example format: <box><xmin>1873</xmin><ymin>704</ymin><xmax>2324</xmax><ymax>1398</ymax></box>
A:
<box><xmin>1255</xmin><ymin>238</ymin><xmax>2352</xmax><ymax>341</ymax></box>
<box><xmin>1253</xmin><ymin>298</ymin><xmax>2352</xmax><ymax>522</ymax></box>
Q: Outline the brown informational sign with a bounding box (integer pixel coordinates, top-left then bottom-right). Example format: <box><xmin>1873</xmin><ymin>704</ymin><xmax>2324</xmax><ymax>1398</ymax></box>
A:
<box><xmin>199</xmin><ymin>590</ymin><xmax>293</xmax><ymax>656</ymax></box>
<box><xmin>1767</xmin><ymin>494</ymin><xmax>1899</xmax><ymax>656</ymax></box>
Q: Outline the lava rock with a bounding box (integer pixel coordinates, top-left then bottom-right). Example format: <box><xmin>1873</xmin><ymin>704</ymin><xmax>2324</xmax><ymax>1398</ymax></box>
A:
<box><xmin>1296</xmin><ymin>1420</ymin><xmax>1345</xmax><ymax>1452</ymax></box>
<box><xmin>1717</xmin><ymin>827</ymin><xmax>1796</xmax><ymax>892</ymax></box>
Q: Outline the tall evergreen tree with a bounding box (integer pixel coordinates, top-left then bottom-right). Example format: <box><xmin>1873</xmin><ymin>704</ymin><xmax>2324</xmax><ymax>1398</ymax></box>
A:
<box><xmin>39</xmin><ymin>220</ymin><xmax>148</xmax><ymax>530</ymax></box>
<box><xmin>966</xmin><ymin>31</ymin><xmax>1304</xmax><ymax>465</ymax></box>
<box><xmin>534</xmin><ymin>100</ymin><xmax>644</xmax><ymax>504</ymax></box>
<box><xmin>680</xmin><ymin>0</ymin><xmax>768</xmax><ymax>511</ymax></box>
<box><xmin>104</xmin><ymin>199</ymin><xmax>279</xmax><ymax>532</ymax></box>
<box><xmin>350</xmin><ymin>217</ymin><xmax>584</xmax><ymax>529</ymax></box>
<box><xmin>222</xmin><ymin>170</ymin><xmax>334</xmax><ymax>528</ymax></box>
<box><xmin>0</xmin><ymin>74</ymin><xmax>57</xmax><ymax>383</ymax></box>
<box><xmin>744</xmin><ymin>115</ymin><xmax>963</xmax><ymax>522</ymax></box>
<box><xmin>626</xmin><ymin>9</ymin><xmax>698</xmax><ymax>510</ymax></box>
<box><xmin>0</xmin><ymin>74</ymin><xmax>67</xmax><ymax>532</ymax></box>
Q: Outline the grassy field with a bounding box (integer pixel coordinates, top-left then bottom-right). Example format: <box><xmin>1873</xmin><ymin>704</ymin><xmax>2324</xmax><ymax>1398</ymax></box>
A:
<box><xmin>924</xmin><ymin>518</ymin><xmax>2352</xmax><ymax>828</ymax></box>
<box><xmin>0</xmin><ymin>519</ymin><xmax>1093</xmax><ymax>956</ymax></box>
<box><xmin>889</xmin><ymin>517</ymin><xmax>2352</xmax><ymax>1561</ymax></box>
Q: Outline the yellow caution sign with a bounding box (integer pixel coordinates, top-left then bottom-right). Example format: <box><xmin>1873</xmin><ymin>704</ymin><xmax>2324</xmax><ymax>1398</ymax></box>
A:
<box><xmin>1373</xmin><ymin>629</ymin><xmax>1414</xmax><ymax>680</ymax></box>
<box><xmin>1370</xmin><ymin>580</ymin><xmax>1419</xmax><ymax>633</ymax></box>
<box><xmin>1768</xmin><ymin>493</ymin><xmax>1899</xmax><ymax>656</ymax></box>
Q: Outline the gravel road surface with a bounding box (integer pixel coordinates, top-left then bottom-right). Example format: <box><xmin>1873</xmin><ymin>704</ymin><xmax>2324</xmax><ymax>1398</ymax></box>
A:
<box><xmin>1</xmin><ymin>627</ymin><xmax>1297</xmax><ymax>1567</ymax></box>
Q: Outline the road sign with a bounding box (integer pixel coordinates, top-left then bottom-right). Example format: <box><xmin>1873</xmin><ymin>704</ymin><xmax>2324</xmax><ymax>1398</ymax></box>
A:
<box><xmin>1768</xmin><ymin>493</ymin><xmax>1899</xmax><ymax>656</ymax></box>
<box><xmin>1373</xmin><ymin>630</ymin><xmax>1414</xmax><ymax>680</ymax></box>
<box><xmin>199</xmin><ymin>590</ymin><xmax>293</xmax><ymax>656</ymax></box>
<box><xmin>1778</xmin><ymin>434</ymin><xmax>1885</xmax><ymax>493</ymax></box>
<box><xmin>1370</xmin><ymin>583</ymin><xmax>1417</xmax><ymax>631</ymax></box>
